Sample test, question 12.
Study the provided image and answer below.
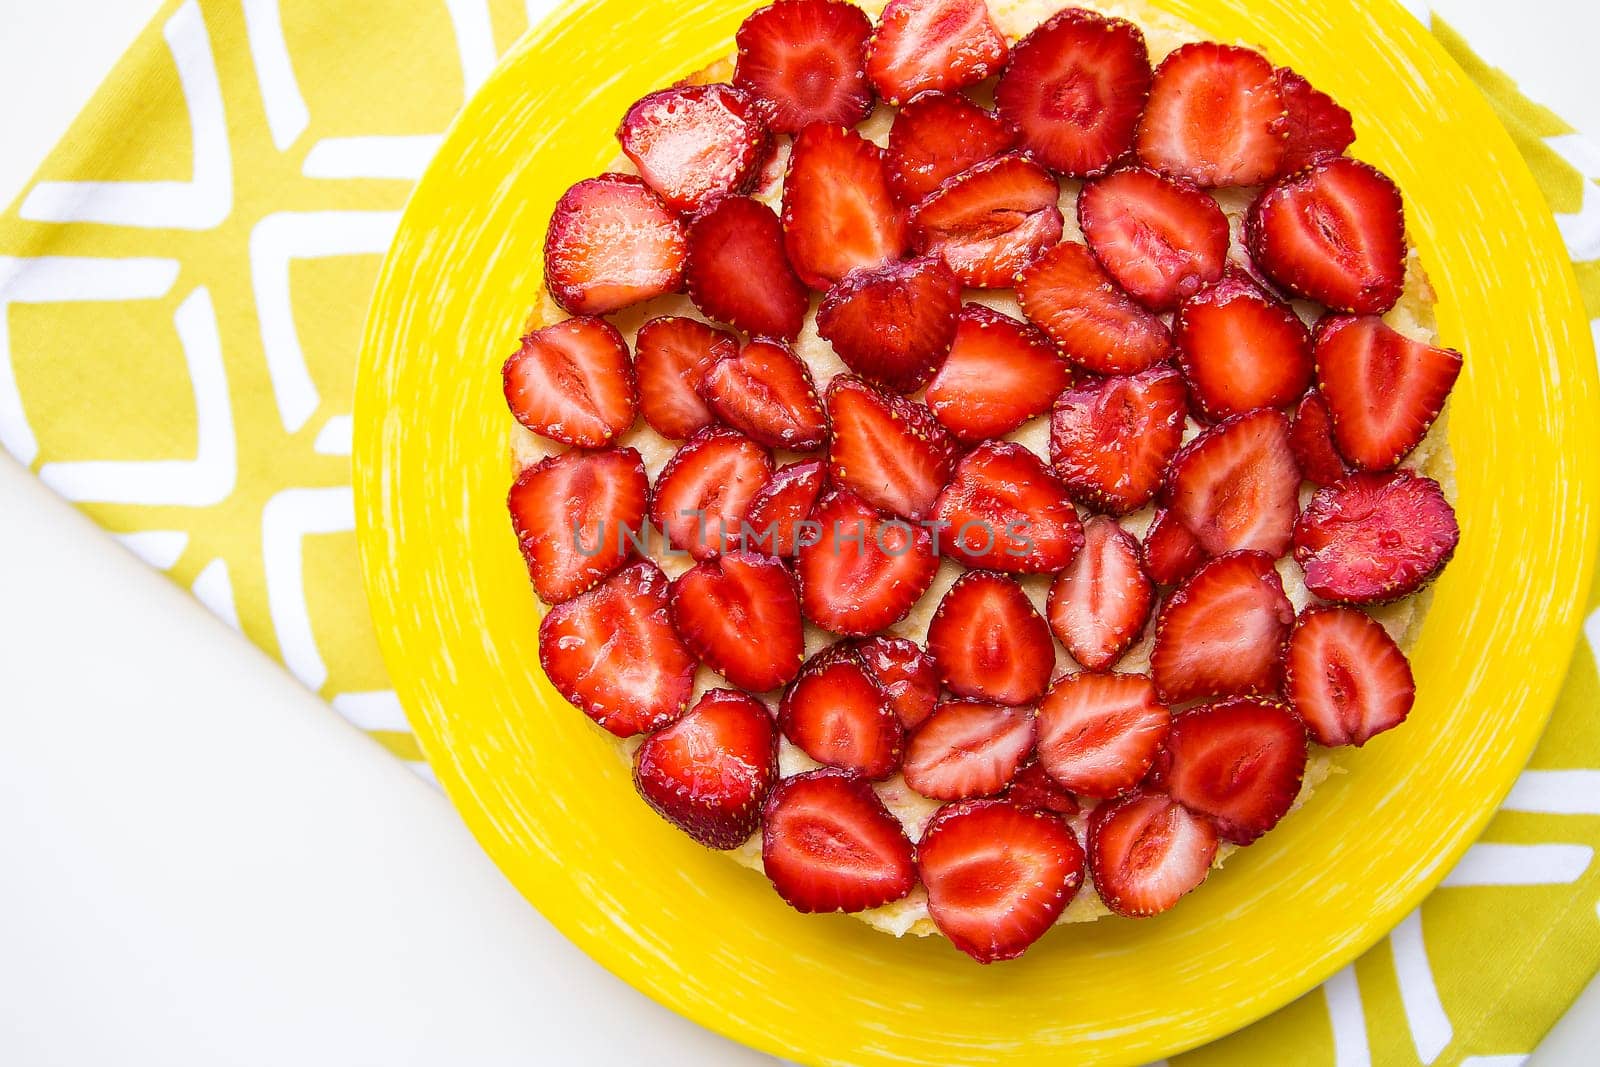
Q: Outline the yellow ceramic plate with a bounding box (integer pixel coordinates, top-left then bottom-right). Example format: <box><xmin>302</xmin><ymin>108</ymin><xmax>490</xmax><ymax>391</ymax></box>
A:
<box><xmin>354</xmin><ymin>0</ymin><xmax>1600</xmax><ymax>1062</ymax></box>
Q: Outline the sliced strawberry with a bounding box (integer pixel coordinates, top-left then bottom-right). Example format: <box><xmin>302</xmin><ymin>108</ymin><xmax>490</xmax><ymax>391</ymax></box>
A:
<box><xmin>1049</xmin><ymin>365</ymin><xmax>1187</xmax><ymax>515</ymax></box>
<box><xmin>816</xmin><ymin>256</ymin><xmax>961</xmax><ymax>392</ymax></box>
<box><xmin>918</xmin><ymin>800</ymin><xmax>1084</xmax><ymax>962</ymax></box>
<box><xmin>1175</xmin><ymin>273</ymin><xmax>1312</xmax><ymax>422</ymax></box>
<box><xmin>543</xmin><ymin>174</ymin><xmax>687</xmax><ymax>315</ymax></box>
<box><xmin>1046</xmin><ymin>516</ymin><xmax>1153</xmax><ymax>671</ymax></box>
<box><xmin>510</xmin><ymin>447</ymin><xmax>648</xmax><ymax>604</ymax></box>
<box><xmin>1292</xmin><ymin>471</ymin><xmax>1459</xmax><ymax>604</ymax></box>
<box><xmin>866</xmin><ymin>0</ymin><xmax>1008</xmax><ymax>104</ymax></box>
<box><xmin>670</xmin><ymin>550</ymin><xmax>804</xmax><ymax>691</ymax></box>
<box><xmin>634</xmin><ymin>688</ymin><xmax>778</xmax><ymax>848</ymax></box>
<box><xmin>994</xmin><ymin>8</ymin><xmax>1152</xmax><ymax>178</ymax></box>
<box><xmin>1167</xmin><ymin>409</ymin><xmax>1301</xmax><ymax>556</ymax></box>
<box><xmin>927</xmin><ymin>570</ymin><xmax>1055</xmax><ymax>706</ymax></box>
<box><xmin>924</xmin><ymin>304</ymin><xmax>1073</xmax><ymax>442</ymax></box>
<box><xmin>735</xmin><ymin>0</ymin><xmax>873</xmax><ymax>133</ymax></box>
<box><xmin>1134</xmin><ymin>43</ymin><xmax>1284</xmax><ymax>187</ymax></box>
<box><xmin>1017</xmin><ymin>241</ymin><xmax>1172</xmax><ymax>374</ymax></box>
<box><xmin>1314</xmin><ymin>315</ymin><xmax>1462</xmax><ymax>471</ymax></box>
<box><xmin>698</xmin><ymin>339</ymin><xmax>826</xmax><ymax>450</ymax></box>
<box><xmin>1035</xmin><ymin>672</ymin><xmax>1168</xmax><ymax>798</ymax></box>
<box><xmin>886</xmin><ymin>92</ymin><xmax>1017</xmax><ymax>206</ymax></box>
<box><xmin>1158</xmin><ymin>698</ymin><xmax>1307</xmax><ymax>844</ymax></box>
<box><xmin>1004</xmin><ymin>759</ymin><xmax>1080</xmax><ymax>816</ymax></box>
<box><xmin>781</xmin><ymin>645</ymin><xmax>904</xmax><ymax>779</ymax></box>
<box><xmin>1149</xmin><ymin>551</ymin><xmax>1295</xmax><ymax>704</ymax></box>
<box><xmin>1140</xmin><ymin>507</ymin><xmax>1207</xmax><ymax>586</ymax></box>
<box><xmin>911</xmin><ymin>154</ymin><xmax>1064</xmax><ymax>287</ymax></box>
<box><xmin>1087</xmin><ymin>791</ymin><xmax>1217</xmax><ymax>917</ymax></box>
<box><xmin>903</xmin><ymin>700</ymin><xmax>1036</xmax><ymax>801</ymax></box>
<box><xmin>795</xmin><ymin>489</ymin><xmax>938</xmax><ymax>635</ymax></box>
<box><xmin>1079</xmin><ymin>167</ymin><xmax>1229</xmax><ymax>310</ymax></box>
<box><xmin>539</xmin><ymin>560</ymin><xmax>697</xmax><ymax>736</ymax></box>
<box><xmin>685</xmin><ymin>195</ymin><xmax>810</xmax><ymax>340</ymax></box>
<box><xmin>504</xmin><ymin>316</ymin><xmax>637</xmax><ymax>448</ymax></box>
<box><xmin>633</xmin><ymin>316</ymin><xmax>736</xmax><ymax>439</ymax></box>
<box><xmin>1285</xmin><ymin>605</ymin><xmax>1415</xmax><ymax>747</ymax></box>
<box><xmin>933</xmin><ymin>442</ymin><xmax>1085</xmax><ymax>573</ymax></box>
<box><xmin>761</xmin><ymin>768</ymin><xmax>917</xmax><ymax>912</ymax></box>
<box><xmin>783</xmin><ymin>124</ymin><xmax>908</xmax><ymax>290</ymax></box>
<box><xmin>825</xmin><ymin>375</ymin><xmax>958</xmax><ymax>519</ymax></box>
<box><xmin>650</xmin><ymin>427</ymin><xmax>772</xmax><ymax>560</ymax></box>
<box><xmin>1273</xmin><ymin>67</ymin><xmax>1356</xmax><ymax>175</ymax></box>
<box><xmin>1289</xmin><ymin>389</ymin><xmax>1349</xmax><ymax>486</ymax></box>
<box><xmin>743</xmin><ymin>459</ymin><xmax>827</xmax><ymax>556</ymax></box>
<box><xmin>616</xmin><ymin>83</ymin><xmax>770</xmax><ymax>213</ymax></box>
<box><xmin>1246</xmin><ymin>158</ymin><xmax>1406</xmax><ymax>314</ymax></box>
<box><xmin>854</xmin><ymin>635</ymin><xmax>940</xmax><ymax>730</ymax></box>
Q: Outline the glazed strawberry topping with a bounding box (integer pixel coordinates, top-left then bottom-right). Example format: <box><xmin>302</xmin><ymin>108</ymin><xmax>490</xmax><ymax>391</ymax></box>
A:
<box><xmin>633</xmin><ymin>316</ymin><xmax>736</xmax><ymax>439</ymax></box>
<box><xmin>616</xmin><ymin>83</ymin><xmax>770</xmax><ymax>213</ymax></box>
<box><xmin>910</xmin><ymin>153</ymin><xmax>1065</xmax><ymax>287</ymax></box>
<box><xmin>509</xmin><ymin>447</ymin><xmax>648</xmax><ymax>604</ymax></box>
<box><xmin>866</xmin><ymin>0</ymin><xmax>1008</xmax><ymax>104</ymax></box>
<box><xmin>1155</xmin><ymin>698</ymin><xmax>1307</xmax><ymax>845</ymax></box>
<box><xmin>1079</xmin><ymin>166</ymin><xmax>1229</xmax><ymax>311</ymax></box>
<box><xmin>735</xmin><ymin>0</ymin><xmax>874</xmax><ymax>133</ymax></box>
<box><xmin>1049</xmin><ymin>365</ymin><xmax>1187</xmax><ymax>515</ymax></box>
<box><xmin>783</xmin><ymin>124</ymin><xmax>909</xmax><ymax>290</ymax></box>
<box><xmin>1288</xmin><ymin>389</ymin><xmax>1350</xmax><ymax>486</ymax></box>
<box><xmin>1314</xmin><ymin>315</ymin><xmax>1462</xmax><ymax>471</ymax></box>
<box><xmin>634</xmin><ymin>688</ymin><xmax>778</xmax><ymax>848</ymax></box>
<box><xmin>1047</xmin><ymin>516</ymin><xmax>1154</xmax><ymax>671</ymax></box>
<box><xmin>650</xmin><ymin>426</ymin><xmax>772</xmax><ymax>560</ymax></box>
<box><xmin>927</xmin><ymin>570</ymin><xmax>1055</xmax><ymax>706</ymax></box>
<box><xmin>1135</xmin><ymin>43</ymin><xmax>1285</xmax><ymax>187</ymax></box>
<box><xmin>903</xmin><ymin>700</ymin><xmax>1036</xmax><ymax>801</ymax></box>
<box><xmin>825</xmin><ymin>375</ymin><xmax>958</xmax><ymax>520</ymax></box>
<box><xmin>669</xmin><ymin>550</ymin><xmax>806</xmax><ymax>691</ymax></box>
<box><xmin>780</xmin><ymin>645</ymin><xmax>905</xmax><ymax>778</ymax></box>
<box><xmin>1273</xmin><ymin>67</ymin><xmax>1356</xmax><ymax>175</ymax></box>
<box><xmin>743</xmin><ymin>459</ymin><xmax>827</xmax><ymax>557</ymax></box>
<box><xmin>1088</xmin><ymin>791</ymin><xmax>1217</xmax><ymax>917</ymax></box>
<box><xmin>684</xmin><ymin>195</ymin><xmax>810</xmax><ymax>340</ymax></box>
<box><xmin>1174</xmin><ymin>271</ymin><xmax>1315</xmax><ymax>421</ymax></box>
<box><xmin>761</xmin><ymin>768</ymin><xmax>917</xmax><ymax>912</ymax></box>
<box><xmin>1292</xmin><ymin>470</ymin><xmax>1459</xmax><ymax>604</ymax></box>
<box><xmin>1140</xmin><ymin>507</ymin><xmax>1208</xmax><ymax>587</ymax></box>
<box><xmin>924</xmin><ymin>304</ymin><xmax>1073</xmax><ymax>443</ymax></box>
<box><xmin>853</xmin><ymin>635</ymin><xmax>940</xmax><ymax>730</ymax></box>
<box><xmin>504</xmin><ymin>316</ymin><xmax>637</xmax><ymax>448</ymax></box>
<box><xmin>1035</xmin><ymin>672</ymin><xmax>1169</xmax><ymax>799</ymax></box>
<box><xmin>816</xmin><ymin>256</ymin><xmax>961</xmax><ymax>392</ymax></box>
<box><xmin>885</xmin><ymin>92</ymin><xmax>1017</xmax><ymax>206</ymax></box>
<box><xmin>933</xmin><ymin>442</ymin><xmax>1085</xmax><ymax>573</ymax></box>
<box><xmin>1150</xmin><ymin>551</ymin><xmax>1295</xmax><ymax>704</ymax></box>
<box><xmin>698</xmin><ymin>338</ymin><xmax>827</xmax><ymax>450</ymax></box>
<box><xmin>1017</xmin><ymin>241</ymin><xmax>1173</xmax><ymax>374</ymax></box>
<box><xmin>1166</xmin><ymin>408</ymin><xmax>1301</xmax><ymax>556</ymax></box>
<box><xmin>1285</xmin><ymin>605</ymin><xmax>1416</xmax><ymax>747</ymax></box>
<box><xmin>795</xmin><ymin>489</ymin><xmax>939</xmax><ymax>635</ymax></box>
<box><xmin>1004</xmin><ymin>759</ymin><xmax>1080</xmax><ymax>816</ymax></box>
<box><xmin>543</xmin><ymin>174</ymin><xmax>686</xmax><ymax>315</ymax></box>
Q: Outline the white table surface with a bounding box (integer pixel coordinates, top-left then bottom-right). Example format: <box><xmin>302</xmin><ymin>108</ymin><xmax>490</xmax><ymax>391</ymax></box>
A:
<box><xmin>0</xmin><ymin>1</ymin><xmax>1595</xmax><ymax>1064</ymax></box>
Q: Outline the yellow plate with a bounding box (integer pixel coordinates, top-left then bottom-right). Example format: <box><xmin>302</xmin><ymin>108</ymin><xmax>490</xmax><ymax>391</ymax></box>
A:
<box><xmin>354</xmin><ymin>0</ymin><xmax>1600</xmax><ymax>1062</ymax></box>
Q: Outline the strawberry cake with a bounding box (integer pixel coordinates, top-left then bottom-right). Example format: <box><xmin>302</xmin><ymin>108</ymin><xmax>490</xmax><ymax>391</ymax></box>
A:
<box><xmin>501</xmin><ymin>0</ymin><xmax>1462</xmax><ymax>962</ymax></box>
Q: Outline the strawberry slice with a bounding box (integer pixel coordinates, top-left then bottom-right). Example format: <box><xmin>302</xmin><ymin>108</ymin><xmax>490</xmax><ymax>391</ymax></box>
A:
<box><xmin>924</xmin><ymin>304</ymin><xmax>1073</xmax><ymax>443</ymax></box>
<box><xmin>780</xmin><ymin>645</ymin><xmax>905</xmax><ymax>779</ymax></box>
<box><xmin>903</xmin><ymin>700</ymin><xmax>1036</xmax><ymax>801</ymax></box>
<box><xmin>761</xmin><ymin>768</ymin><xmax>917</xmax><ymax>912</ymax></box>
<box><xmin>1140</xmin><ymin>507</ymin><xmax>1207</xmax><ymax>586</ymax></box>
<box><xmin>886</xmin><ymin>92</ymin><xmax>1017</xmax><ymax>206</ymax></box>
<box><xmin>743</xmin><ymin>458</ymin><xmax>827</xmax><ymax>556</ymax></box>
<box><xmin>670</xmin><ymin>550</ymin><xmax>805</xmax><ymax>691</ymax></box>
<box><xmin>1017</xmin><ymin>241</ymin><xmax>1173</xmax><ymax>374</ymax></box>
<box><xmin>910</xmin><ymin>154</ymin><xmax>1065</xmax><ymax>287</ymax></box>
<box><xmin>543</xmin><ymin>174</ymin><xmax>687</xmax><ymax>315</ymax></box>
<box><xmin>1087</xmin><ymin>791</ymin><xmax>1217</xmax><ymax>917</ymax></box>
<box><xmin>616</xmin><ymin>83</ymin><xmax>770</xmax><ymax>213</ymax></box>
<box><xmin>855</xmin><ymin>635</ymin><xmax>940</xmax><ymax>731</ymax></box>
<box><xmin>933</xmin><ymin>441</ymin><xmax>1085</xmax><ymax>573</ymax></box>
<box><xmin>1285</xmin><ymin>605</ymin><xmax>1415</xmax><ymax>747</ymax></box>
<box><xmin>698</xmin><ymin>338</ymin><xmax>827</xmax><ymax>451</ymax></box>
<box><xmin>1004</xmin><ymin>760</ymin><xmax>1080</xmax><ymax>816</ymax></box>
<box><xmin>1273</xmin><ymin>67</ymin><xmax>1356</xmax><ymax>175</ymax></box>
<box><xmin>1246</xmin><ymin>157</ymin><xmax>1406</xmax><ymax>314</ymax></box>
<box><xmin>994</xmin><ymin>8</ymin><xmax>1152</xmax><ymax>178</ymax></box>
<box><xmin>685</xmin><ymin>195</ymin><xmax>810</xmax><ymax>340</ymax></box>
<box><xmin>1134</xmin><ymin>43</ymin><xmax>1284</xmax><ymax>187</ymax></box>
<box><xmin>510</xmin><ymin>447</ymin><xmax>648</xmax><ymax>604</ymax></box>
<box><xmin>1035</xmin><ymin>672</ymin><xmax>1169</xmax><ymax>799</ymax></box>
<box><xmin>866</xmin><ymin>0</ymin><xmax>1008</xmax><ymax>104</ymax></box>
<box><xmin>1049</xmin><ymin>365</ymin><xmax>1187</xmax><ymax>515</ymax></box>
<box><xmin>927</xmin><ymin>570</ymin><xmax>1055</xmax><ymax>706</ymax></box>
<box><xmin>816</xmin><ymin>256</ymin><xmax>961</xmax><ymax>393</ymax></box>
<box><xmin>735</xmin><ymin>0</ymin><xmax>874</xmax><ymax>133</ymax></box>
<box><xmin>1314</xmin><ymin>315</ymin><xmax>1462</xmax><ymax>471</ymax></box>
<box><xmin>1174</xmin><ymin>271</ymin><xmax>1315</xmax><ymax>421</ymax></box>
<box><xmin>918</xmin><ymin>800</ymin><xmax>1085</xmax><ymax>962</ymax></box>
<box><xmin>650</xmin><ymin>427</ymin><xmax>772</xmax><ymax>560</ymax></box>
<box><xmin>1167</xmin><ymin>409</ymin><xmax>1301</xmax><ymax>556</ymax></box>
<box><xmin>1046</xmin><ymin>516</ymin><xmax>1153</xmax><ymax>671</ymax></box>
<box><xmin>1158</xmin><ymin>698</ymin><xmax>1307</xmax><ymax>844</ymax></box>
<box><xmin>1079</xmin><ymin>167</ymin><xmax>1229</xmax><ymax>310</ymax></box>
<box><xmin>795</xmin><ymin>489</ymin><xmax>939</xmax><ymax>635</ymax></box>
<box><xmin>634</xmin><ymin>688</ymin><xmax>778</xmax><ymax>849</ymax></box>
<box><xmin>782</xmin><ymin>124</ymin><xmax>909</xmax><ymax>290</ymax></box>
<box><xmin>1150</xmin><ymin>551</ymin><xmax>1295</xmax><ymax>704</ymax></box>
<box><xmin>504</xmin><ymin>316</ymin><xmax>637</xmax><ymax>448</ymax></box>
<box><xmin>539</xmin><ymin>560</ymin><xmax>697</xmax><ymax>737</ymax></box>
<box><xmin>634</xmin><ymin>316</ymin><xmax>736</xmax><ymax>440</ymax></box>
<box><xmin>1292</xmin><ymin>470</ymin><xmax>1459</xmax><ymax>604</ymax></box>
<box><xmin>1289</xmin><ymin>389</ymin><xmax>1349</xmax><ymax>486</ymax></box>
<box><xmin>825</xmin><ymin>375</ymin><xmax>958</xmax><ymax>519</ymax></box>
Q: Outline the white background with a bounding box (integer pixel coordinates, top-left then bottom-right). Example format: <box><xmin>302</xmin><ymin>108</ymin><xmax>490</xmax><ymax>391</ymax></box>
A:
<box><xmin>0</xmin><ymin>1</ymin><xmax>1596</xmax><ymax>1064</ymax></box>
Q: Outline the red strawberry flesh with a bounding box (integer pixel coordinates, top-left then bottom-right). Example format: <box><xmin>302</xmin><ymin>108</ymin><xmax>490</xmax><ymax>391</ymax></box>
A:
<box><xmin>1166</xmin><ymin>408</ymin><xmax>1301</xmax><ymax>557</ymax></box>
<box><xmin>634</xmin><ymin>688</ymin><xmax>778</xmax><ymax>848</ymax></box>
<box><xmin>826</xmin><ymin>376</ymin><xmax>958</xmax><ymax>520</ymax></box>
<box><xmin>650</xmin><ymin>427</ymin><xmax>773</xmax><ymax>561</ymax></box>
<box><xmin>910</xmin><ymin>153</ymin><xmax>1065</xmax><ymax>288</ymax></box>
<box><xmin>866</xmin><ymin>0</ymin><xmax>1008</xmax><ymax>104</ymax></box>
<box><xmin>698</xmin><ymin>338</ymin><xmax>827</xmax><ymax>451</ymax></box>
<box><xmin>1049</xmin><ymin>365</ymin><xmax>1187</xmax><ymax>515</ymax></box>
<box><xmin>510</xmin><ymin>447</ymin><xmax>648</xmax><ymax>604</ymax></box>
<box><xmin>886</xmin><ymin>92</ymin><xmax>1017</xmax><ymax>206</ymax></box>
<box><xmin>735</xmin><ymin>0</ymin><xmax>874</xmax><ymax>133</ymax></box>
<box><xmin>780</xmin><ymin>645</ymin><xmax>905</xmax><ymax>779</ymax></box>
<box><xmin>744</xmin><ymin>459</ymin><xmax>827</xmax><ymax>557</ymax></box>
<box><xmin>816</xmin><ymin>256</ymin><xmax>961</xmax><ymax>393</ymax></box>
<box><xmin>854</xmin><ymin>635</ymin><xmax>940</xmax><ymax>730</ymax></box>
<box><xmin>1288</xmin><ymin>389</ymin><xmax>1349</xmax><ymax>486</ymax></box>
<box><xmin>1035</xmin><ymin>671</ymin><xmax>1169</xmax><ymax>799</ymax></box>
<box><xmin>1273</xmin><ymin>67</ymin><xmax>1356</xmax><ymax>175</ymax></box>
<box><xmin>1150</xmin><ymin>550</ymin><xmax>1295</xmax><ymax>704</ymax></box>
<box><xmin>669</xmin><ymin>550</ymin><xmax>805</xmax><ymax>691</ymax></box>
<box><xmin>1174</xmin><ymin>271</ymin><xmax>1314</xmax><ymax>421</ymax></box>
<box><xmin>933</xmin><ymin>441</ymin><xmax>1085</xmax><ymax>573</ymax></box>
<box><xmin>927</xmin><ymin>570</ymin><xmax>1055</xmax><ymax>706</ymax></box>
<box><xmin>1079</xmin><ymin>166</ymin><xmax>1229</xmax><ymax>311</ymax></box>
<box><xmin>783</xmin><ymin>123</ymin><xmax>909</xmax><ymax>290</ymax></box>
<box><xmin>543</xmin><ymin>174</ymin><xmax>686</xmax><ymax>315</ymax></box>
<box><xmin>925</xmin><ymin>304</ymin><xmax>1073</xmax><ymax>443</ymax></box>
<box><xmin>1292</xmin><ymin>470</ymin><xmax>1459</xmax><ymax>604</ymax></box>
<box><xmin>1285</xmin><ymin>605</ymin><xmax>1416</xmax><ymax>747</ymax></box>
<box><xmin>634</xmin><ymin>316</ymin><xmax>736</xmax><ymax>439</ymax></box>
<box><xmin>685</xmin><ymin>195</ymin><xmax>810</xmax><ymax>340</ymax></box>
<box><xmin>1158</xmin><ymin>697</ymin><xmax>1307</xmax><ymax>844</ymax></box>
<box><xmin>1314</xmin><ymin>314</ymin><xmax>1462</xmax><ymax>471</ymax></box>
<box><xmin>761</xmin><ymin>768</ymin><xmax>917</xmax><ymax>912</ymax></box>
<box><xmin>1141</xmin><ymin>507</ymin><xmax>1208</xmax><ymax>586</ymax></box>
<box><xmin>617</xmin><ymin>83</ymin><xmax>770</xmax><ymax>213</ymax></box>
<box><xmin>1017</xmin><ymin>241</ymin><xmax>1172</xmax><ymax>374</ymax></box>
<box><xmin>504</xmin><ymin>316</ymin><xmax>637</xmax><ymax>448</ymax></box>
<box><xmin>1046</xmin><ymin>516</ymin><xmax>1153</xmax><ymax>671</ymax></box>
<box><xmin>796</xmin><ymin>489</ymin><xmax>939</xmax><ymax>635</ymax></box>
<box><xmin>1135</xmin><ymin>43</ymin><xmax>1284</xmax><ymax>187</ymax></box>
<box><xmin>1087</xmin><ymin>791</ymin><xmax>1217</xmax><ymax>917</ymax></box>
<box><xmin>903</xmin><ymin>700</ymin><xmax>1036</xmax><ymax>801</ymax></box>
